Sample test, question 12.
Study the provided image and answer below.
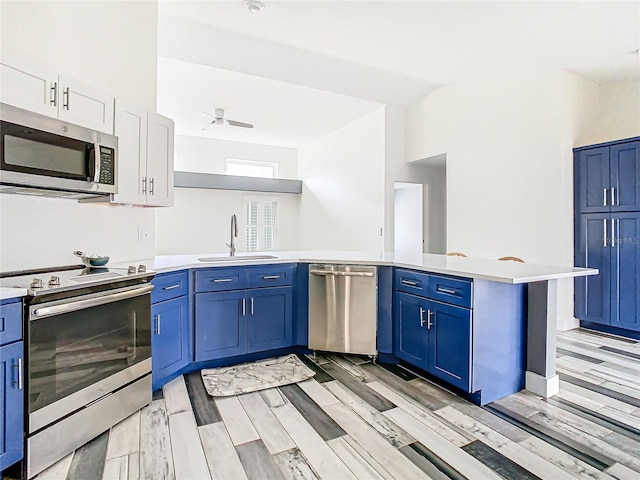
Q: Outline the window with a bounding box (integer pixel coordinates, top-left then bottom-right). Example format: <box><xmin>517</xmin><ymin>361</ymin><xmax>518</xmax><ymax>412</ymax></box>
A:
<box><xmin>245</xmin><ymin>196</ymin><xmax>278</xmax><ymax>251</ymax></box>
<box><xmin>226</xmin><ymin>159</ymin><xmax>278</xmax><ymax>178</ymax></box>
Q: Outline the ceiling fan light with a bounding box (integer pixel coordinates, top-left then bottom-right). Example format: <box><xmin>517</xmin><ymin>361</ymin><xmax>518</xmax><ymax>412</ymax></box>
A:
<box><xmin>243</xmin><ymin>0</ymin><xmax>264</xmax><ymax>13</ymax></box>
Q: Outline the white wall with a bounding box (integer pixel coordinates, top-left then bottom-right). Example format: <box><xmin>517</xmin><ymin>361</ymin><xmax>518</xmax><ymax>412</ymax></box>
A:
<box><xmin>577</xmin><ymin>80</ymin><xmax>640</xmax><ymax>147</ymax></box>
<box><xmin>297</xmin><ymin>108</ymin><xmax>386</xmax><ymax>251</ymax></box>
<box><xmin>404</xmin><ymin>67</ymin><xmax>636</xmax><ymax>330</ymax></box>
<box><xmin>155</xmin><ymin>136</ymin><xmax>300</xmax><ymax>255</ymax></box>
<box><xmin>0</xmin><ymin>1</ymin><xmax>159</xmax><ymax>271</ymax></box>
<box><xmin>175</xmin><ymin>135</ymin><xmax>298</xmax><ymax>178</ymax></box>
<box><xmin>385</xmin><ymin>107</ymin><xmax>447</xmax><ymax>254</ymax></box>
<box><xmin>155</xmin><ymin>188</ymin><xmax>300</xmax><ymax>255</ymax></box>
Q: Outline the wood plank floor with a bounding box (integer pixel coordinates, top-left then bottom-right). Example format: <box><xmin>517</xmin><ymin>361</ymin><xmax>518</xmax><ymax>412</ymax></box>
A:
<box><xmin>35</xmin><ymin>328</ymin><xmax>640</xmax><ymax>480</ymax></box>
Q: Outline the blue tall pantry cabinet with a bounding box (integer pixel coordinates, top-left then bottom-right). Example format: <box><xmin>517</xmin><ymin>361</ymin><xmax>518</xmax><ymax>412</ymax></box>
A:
<box><xmin>574</xmin><ymin>138</ymin><xmax>640</xmax><ymax>336</ymax></box>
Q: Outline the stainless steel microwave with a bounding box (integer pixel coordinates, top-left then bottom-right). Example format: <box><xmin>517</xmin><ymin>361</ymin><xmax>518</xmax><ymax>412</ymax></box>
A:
<box><xmin>0</xmin><ymin>103</ymin><xmax>117</xmax><ymax>198</ymax></box>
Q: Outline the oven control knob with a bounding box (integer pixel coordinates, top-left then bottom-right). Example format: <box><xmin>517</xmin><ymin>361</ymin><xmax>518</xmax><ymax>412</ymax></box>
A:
<box><xmin>127</xmin><ymin>266</ymin><xmax>137</xmax><ymax>274</ymax></box>
<box><xmin>138</xmin><ymin>264</ymin><xmax>147</xmax><ymax>273</ymax></box>
<box><xmin>30</xmin><ymin>278</ymin><xmax>44</xmax><ymax>289</ymax></box>
<box><xmin>48</xmin><ymin>276</ymin><xmax>60</xmax><ymax>287</ymax></box>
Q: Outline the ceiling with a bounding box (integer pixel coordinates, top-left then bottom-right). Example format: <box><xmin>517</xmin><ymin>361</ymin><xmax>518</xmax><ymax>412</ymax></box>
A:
<box><xmin>157</xmin><ymin>56</ymin><xmax>382</xmax><ymax>148</ymax></box>
<box><xmin>157</xmin><ymin>1</ymin><xmax>639</xmax><ymax>148</ymax></box>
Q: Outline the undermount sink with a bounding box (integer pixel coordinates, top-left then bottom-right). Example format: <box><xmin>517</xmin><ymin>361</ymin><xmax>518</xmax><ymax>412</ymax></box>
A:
<box><xmin>198</xmin><ymin>255</ymin><xmax>279</xmax><ymax>262</ymax></box>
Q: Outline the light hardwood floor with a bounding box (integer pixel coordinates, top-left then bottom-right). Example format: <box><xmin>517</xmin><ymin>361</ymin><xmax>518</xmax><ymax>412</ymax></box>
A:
<box><xmin>34</xmin><ymin>328</ymin><xmax>640</xmax><ymax>480</ymax></box>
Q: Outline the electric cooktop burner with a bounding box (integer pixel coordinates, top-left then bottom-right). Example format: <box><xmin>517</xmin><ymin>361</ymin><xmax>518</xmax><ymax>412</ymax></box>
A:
<box><xmin>0</xmin><ymin>264</ymin><xmax>155</xmax><ymax>296</ymax></box>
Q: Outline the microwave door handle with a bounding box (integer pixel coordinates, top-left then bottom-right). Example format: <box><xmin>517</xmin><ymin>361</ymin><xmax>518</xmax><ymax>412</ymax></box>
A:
<box><xmin>93</xmin><ymin>142</ymin><xmax>101</xmax><ymax>182</ymax></box>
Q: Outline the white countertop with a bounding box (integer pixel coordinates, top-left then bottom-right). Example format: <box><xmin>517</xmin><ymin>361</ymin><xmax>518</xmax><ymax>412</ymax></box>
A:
<box><xmin>111</xmin><ymin>251</ymin><xmax>597</xmax><ymax>285</ymax></box>
<box><xmin>0</xmin><ymin>287</ymin><xmax>28</xmax><ymax>301</ymax></box>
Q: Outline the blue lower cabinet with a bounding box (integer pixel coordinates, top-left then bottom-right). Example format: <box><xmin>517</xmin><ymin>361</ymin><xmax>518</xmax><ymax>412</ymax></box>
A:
<box><xmin>195</xmin><ymin>290</ymin><xmax>246</xmax><ymax>361</ymax></box>
<box><xmin>611</xmin><ymin>212</ymin><xmax>640</xmax><ymax>331</ymax></box>
<box><xmin>428</xmin><ymin>300</ymin><xmax>471</xmax><ymax>391</ymax></box>
<box><xmin>247</xmin><ymin>287</ymin><xmax>293</xmax><ymax>353</ymax></box>
<box><xmin>575</xmin><ymin>213</ymin><xmax>612</xmax><ymax>325</ymax></box>
<box><xmin>152</xmin><ymin>296</ymin><xmax>190</xmax><ymax>388</ymax></box>
<box><xmin>1</xmin><ymin>340</ymin><xmax>24</xmax><ymax>471</ymax></box>
<box><xmin>395</xmin><ymin>292</ymin><xmax>429</xmax><ymax>369</ymax></box>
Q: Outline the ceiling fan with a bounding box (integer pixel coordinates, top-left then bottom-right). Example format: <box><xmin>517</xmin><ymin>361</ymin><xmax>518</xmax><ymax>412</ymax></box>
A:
<box><xmin>201</xmin><ymin>108</ymin><xmax>253</xmax><ymax>130</ymax></box>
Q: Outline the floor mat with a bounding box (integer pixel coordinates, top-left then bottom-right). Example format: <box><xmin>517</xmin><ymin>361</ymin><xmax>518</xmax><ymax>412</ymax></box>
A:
<box><xmin>201</xmin><ymin>354</ymin><xmax>315</xmax><ymax>396</ymax></box>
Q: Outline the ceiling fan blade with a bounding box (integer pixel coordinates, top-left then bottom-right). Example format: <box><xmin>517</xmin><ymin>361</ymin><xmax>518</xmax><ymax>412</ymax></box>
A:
<box><xmin>227</xmin><ymin>119</ymin><xmax>254</xmax><ymax>129</ymax></box>
<box><xmin>201</xmin><ymin>111</ymin><xmax>215</xmax><ymax>117</ymax></box>
<box><xmin>201</xmin><ymin>120</ymin><xmax>214</xmax><ymax>131</ymax></box>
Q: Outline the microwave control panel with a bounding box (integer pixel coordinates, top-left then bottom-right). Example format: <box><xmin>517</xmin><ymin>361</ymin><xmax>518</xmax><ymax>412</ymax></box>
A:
<box><xmin>98</xmin><ymin>146</ymin><xmax>115</xmax><ymax>185</ymax></box>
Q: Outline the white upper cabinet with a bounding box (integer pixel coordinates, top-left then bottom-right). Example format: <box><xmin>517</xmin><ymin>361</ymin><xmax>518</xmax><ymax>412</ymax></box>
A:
<box><xmin>111</xmin><ymin>104</ymin><xmax>174</xmax><ymax>207</ymax></box>
<box><xmin>0</xmin><ymin>60</ymin><xmax>58</xmax><ymax>117</ymax></box>
<box><xmin>145</xmin><ymin>112</ymin><xmax>174</xmax><ymax>207</ymax></box>
<box><xmin>0</xmin><ymin>59</ymin><xmax>114</xmax><ymax>134</ymax></box>
<box><xmin>57</xmin><ymin>76</ymin><xmax>114</xmax><ymax>134</ymax></box>
<box><xmin>112</xmin><ymin>103</ymin><xmax>148</xmax><ymax>205</ymax></box>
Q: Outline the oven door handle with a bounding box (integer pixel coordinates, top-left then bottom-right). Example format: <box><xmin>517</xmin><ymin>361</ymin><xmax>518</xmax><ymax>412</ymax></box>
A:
<box><xmin>31</xmin><ymin>284</ymin><xmax>154</xmax><ymax>319</ymax></box>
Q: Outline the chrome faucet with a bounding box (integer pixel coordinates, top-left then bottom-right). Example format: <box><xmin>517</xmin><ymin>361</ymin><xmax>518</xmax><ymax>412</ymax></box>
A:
<box><xmin>226</xmin><ymin>214</ymin><xmax>238</xmax><ymax>256</ymax></box>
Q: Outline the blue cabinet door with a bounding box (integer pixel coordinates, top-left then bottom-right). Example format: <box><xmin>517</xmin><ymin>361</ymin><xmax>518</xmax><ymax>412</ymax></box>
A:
<box><xmin>394</xmin><ymin>292</ymin><xmax>429</xmax><ymax>369</ymax></box>
<box><xmin>610</xmin><ymin>141</ymin><xmax>640</xmax><ymax>212</ymax></box>
<box><xmin>0</xmin><ymin>341</ymin><xmax>23</xmax><ymax>471</ymax></box>
<box><xmin>247</xmin><ymin>287</ymin><xmax>293</xmax><ymax>353</ymax></box>
<box><xmin>195</xmin><ymin>291</ymin><xmax>246</xmax><ymax>361</ymax></box>
<box><xmin>611</xmin><ymin>212</ymin><xmax>640</xmax><ymax>331</ymax></box>
<box><xmin>152</xmin><ymin>296</ymin><xmax>190</xmax><ymax>389</ymax></box>
<box><xmin>577</xmin><ymin>146</ymin><xmax>610</xmax><ymax>213</ymax></box>
<box><xmin>428</xmin><ymin>301</ymin><xmax>471</xmax><ymax>392</ymax></box>
<box><xmin>575</xmin><ymin>213</ymin><xmax>611</xmax><ymax>325</ymax></box>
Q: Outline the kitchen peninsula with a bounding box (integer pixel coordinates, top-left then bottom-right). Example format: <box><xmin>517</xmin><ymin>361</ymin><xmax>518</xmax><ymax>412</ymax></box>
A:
<box><xmin>114</xmin><ymin>251</ymin><xmax>597</xmax><ymax>400</ymax></box>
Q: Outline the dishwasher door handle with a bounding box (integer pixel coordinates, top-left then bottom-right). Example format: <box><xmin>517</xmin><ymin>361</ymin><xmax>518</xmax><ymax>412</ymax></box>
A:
<box><xmin>309</xmin><ymin>270</ymin><xmax>375</xmax><ymax>277</ymax></box>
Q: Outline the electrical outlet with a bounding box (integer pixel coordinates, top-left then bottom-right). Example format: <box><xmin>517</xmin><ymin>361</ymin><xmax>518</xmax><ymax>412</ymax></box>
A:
<box><xmin>138</xmin><ymin>228</ymin><xmax>150</xmax><ymax>242</ymax></box>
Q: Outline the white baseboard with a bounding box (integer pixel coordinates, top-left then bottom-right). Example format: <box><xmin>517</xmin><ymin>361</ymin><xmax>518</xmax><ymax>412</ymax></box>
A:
<box><xmin>525</xmin><ymin>371</ymin><xmax>559</xmax><ymax>397</ymax></box>
<box><xmin>556</xmin><ymin>315</ymin><xmax>579</xmax><ymax>332</ymax></box>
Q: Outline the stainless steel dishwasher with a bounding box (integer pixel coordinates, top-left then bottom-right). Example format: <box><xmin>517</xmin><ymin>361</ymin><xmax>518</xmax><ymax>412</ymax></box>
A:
<box><xmin>308</xmin><ymin>264</ymin><xmax>378</xmax><ymax>355</ymax></box>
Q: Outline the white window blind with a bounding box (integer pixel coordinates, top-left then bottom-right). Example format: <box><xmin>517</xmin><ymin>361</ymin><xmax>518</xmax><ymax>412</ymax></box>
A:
<box><xmin>245</xmin><ymin>197</ymin><xmax>278</xmax><ymax>251</ymax></box>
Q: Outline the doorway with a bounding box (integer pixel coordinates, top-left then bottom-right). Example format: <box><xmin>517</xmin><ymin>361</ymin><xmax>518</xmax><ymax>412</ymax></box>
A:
<box><xmin>393</xmin><ymin>182</ymin><xmax>424</xmax><ymax>253</ymax></box>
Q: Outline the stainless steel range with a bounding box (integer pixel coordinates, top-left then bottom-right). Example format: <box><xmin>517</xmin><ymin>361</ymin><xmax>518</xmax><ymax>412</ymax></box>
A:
<box><xmin>0</xmin><ymin>264</ymin><xmax>155</xmax><ymax>477</ymax></box>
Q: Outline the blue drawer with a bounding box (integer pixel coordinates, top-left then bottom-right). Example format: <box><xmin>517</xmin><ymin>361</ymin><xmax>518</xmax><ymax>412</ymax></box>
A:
<box><xmin>427</xmin><ymin>274</ymin><xmax>472</xmax><ymax>308</ymax></box>
<box><xmin>152</xmin><ymin>271</ymin><xmax>189</xmax><ymax>304</ymax></box>
<box><xmin>394</xmin><ymin>268</ymin><xmax>430</xmax><ymax>297</ymax></box>
<box><xmin>0</xmin><ymin>300</ymin><xmax>22</xmax><ymax>347</ymax></box>
<box><xmin>247</xmin><ymin>264</ymin><xmax>295</xmax><ymax>289</ymax></box>
<box><xmin>195</xmin><ymin>268</ymin><xmax>246</xmax><ymax>293</ymax></box>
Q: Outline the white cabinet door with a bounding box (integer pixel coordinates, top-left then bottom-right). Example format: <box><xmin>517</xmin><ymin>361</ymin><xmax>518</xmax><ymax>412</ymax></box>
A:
<box><xmin>57</xmin><ymin>76</ymin><xmax>114</xmax><ymax>134</ymax></box>
<box><xmin>145</xmin><ymin>112</ymin><xmax>174</xmax><ymax>207</ymax></box>
<box><xmin>112</xmin><ymin>103</ymin><xmax>148</xmax><ymax>205</ymax></box>
<box><xmin>0</xmin><ymin>60</ymin><xmax>58</xmax><ymax>118</ymax></box>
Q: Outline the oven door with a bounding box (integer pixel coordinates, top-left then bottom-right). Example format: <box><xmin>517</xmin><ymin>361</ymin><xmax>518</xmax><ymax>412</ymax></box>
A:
<box><xmin>27</xmin><ymin>283</ymin><xmax>152</xmax><ymax>433</ymax></box>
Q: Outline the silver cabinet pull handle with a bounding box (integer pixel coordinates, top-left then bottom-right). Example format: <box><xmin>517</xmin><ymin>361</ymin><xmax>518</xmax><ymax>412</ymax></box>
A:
<box><xmin>14</xmin><ymin>358</ymin><xmax>23</xmax><ymax>390</ymax></box>
<box><xmin>427</xmin><ymin>310</ymin><xmax>434</xmax><ymax>329</ymax></box>
<box><xmin>263</xmin><ymin>275</ymin><xmax>280</xmax><ymax>280</ymax></box>
<box><xmin>63</xmin><ymin>86</ymin><xmax>70</xmax><ymax>110</ymax></box>
<box><xmin>437</xmin><ymin>287</ymin><xmax>457</xmax><ymax>295</ymax></box>
<box><xmin>603</xmin><ymin>219</ymin><xmax>608</xmax><ymax>247</ymax></box>
<box><xmin>401</xmin><ymin>279</ymin><xmax>418</xmax><ymax>286</ymax></box>
<box><xmin>419</xmin><ymin>307</ymin><xmax>426</xmax><ymax>327</ymax></box>
<box><xmin>150</xmin><ymin>177</ymin><xmax>154</xmax><ymax>195</ymax></box>
<box><xmin>612</xmin><ymin>218</ymin><xmax>617</xmax><ymax>248</ymax></box>
<box><xmin>142</xmin><ymin>177</ymin><xmax>147</xmax><ymax>194</ymax></box>
<box><xmin>213</xmin><ymin>278</ymin><xmax>232</xmax><ymax>283</ymax></box>
<box><xmin>163</xmin><ymin>284</ymin><xmax>180</xmax><ymax>290</ymax></box>
<box><xmin>156</xmin><ymin>314</ymin><xmax>161</xmax><ymax>335</ymax></box>
<box><xmin>604</xmin><ymin>188</ymin><xmax>608</xmax><ymax>207</ymax></box>
<box><xmin>611</xmin><ymin>187</ymin><xmax>615</xmax><ymax>207</ymax></box>
<box><xmin>250</xmin><ymin>297</ymin><xmax>254</xmax><ymax>315</ymax></box>
<box><xmin>242</xmin><ymin>298</ymin><xmax>246</xmax><ymax>316</ymax></box>
<box><xmin>50</xmin><ymin>82</ymin><xmax>57</xmax><ymax>106</ymax></box>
